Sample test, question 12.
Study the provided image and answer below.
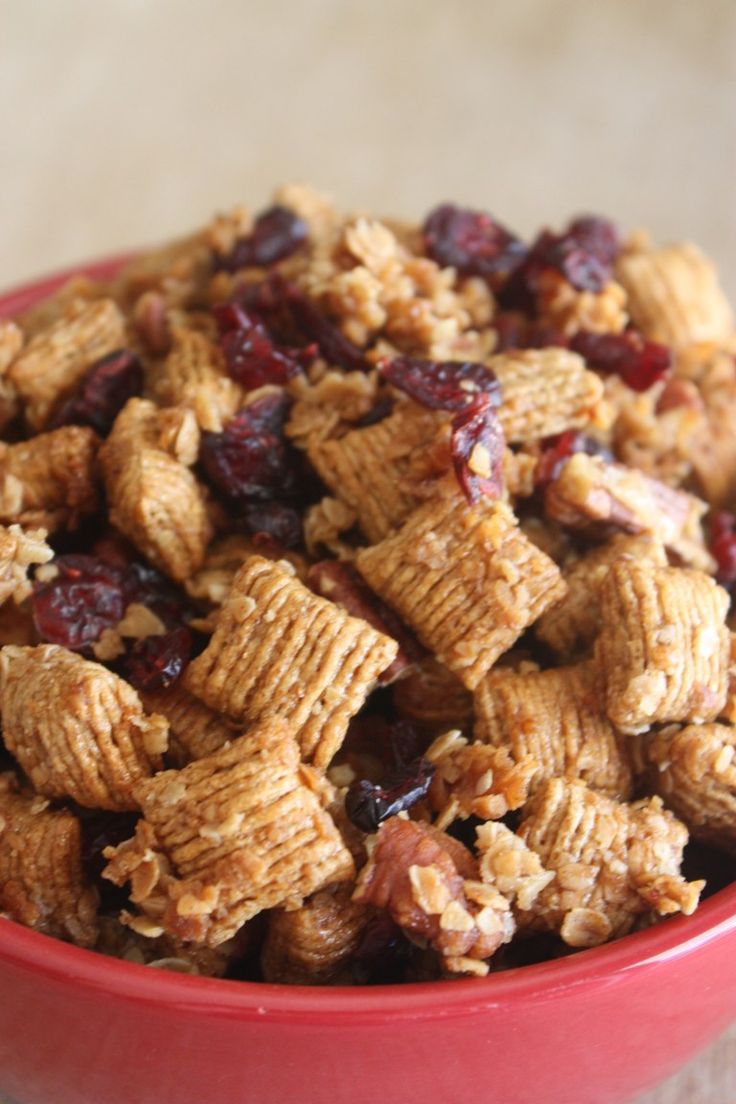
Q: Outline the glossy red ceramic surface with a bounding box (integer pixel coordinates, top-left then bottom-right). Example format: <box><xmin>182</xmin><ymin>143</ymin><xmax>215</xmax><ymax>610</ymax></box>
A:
<box><xmin>1</xmin><ymin>261</ymin><xmax>736</xmax><ymax>1104</ymax></box>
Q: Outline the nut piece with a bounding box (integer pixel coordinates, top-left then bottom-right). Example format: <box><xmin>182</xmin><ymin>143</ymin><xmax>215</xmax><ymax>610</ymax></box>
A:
<box><xmin>646</xmin><ymin>724</ymin><xmax>736</xmax><ymax>856</ymax></box>
<box><xmin>185</xmin><ymin>556</ymin><xmax>397</xmax><ymax>768</ymax></box>
<box><xmin>306</xmin><ymin>401</ymin><xmax>445</xmax><ymax>543</ymax></box>
<box><xmin>100</xmin><ymin>398</ymin><xmax>212</xmax><ymax>583</ymax></box>
<box><xmin>0</xmin><ymin>425</ymin><xmax>100</xmax><ymax>532</ymax></box>
<box><xmin>544</xmin><ymin>452</ymin><xmax>712</xmax><ymax>571</ymax></box>
<box><xmin>151</xmin><ymin>327</ymin><xmax>244</xmax><ymax>432</ymax></box>
<box><xmin>103</xmin><ymin>719</ymin><xmax>355</xmax><ymax>947</ymax></box>
<box><xmin>356</xmin><ymin>481</ymin><xmax>566</xmax><ymax>691</ymax></box>
<box><xmin>518</xmin><ymin>779</ymin><xmax>703</xmax><ymax>944</ymax></box>
<box><xmin>0</xmin><ymin>773</ymin><xmax>98</xmax><ymax>947</ymax></box>
<box><xmin>8</xmin><ymin>299</ymin><xmax>127</xmax><ymax>429</ymax></box>
<box><xmin>595</xmin><ymin>562</ymin><xmax>729</xmax><ymax>734</ymax></box>
<box><xmin>535</xmin><ymin>533</ymin><xmax>667</xmax><ymax>657</ymax></box>
<box><xmin>261</xmin><ymin>884</ymin><xmax>369</xmax><ymax>984</ymax></box>
<box><xmin>474</xmin><ymin>662</ymin><xmax>632</xmax><ymax>799</ymax></box>
<box><xmin>139</xmin><ymin>683</ymin><xmax>238</xmax><ymax>767</ymax></box>
<box><xmin>0</xmin><ymin>524</ymin><xmax>53</xmax><ymax>607</ymax></box>
<box><xmin>0</xmin><ymin>644</ymin><xmax>169</xmax><ymax>810</ymax></box>
<box><xmin>616</xmin><ymin>242</ymin><xmax>734</xmax><ymax>349</ymax></box>
<box><xmin>490</xmin><ymin>348</ymin><xmax>603</xmax><ymax>444</ymax></box>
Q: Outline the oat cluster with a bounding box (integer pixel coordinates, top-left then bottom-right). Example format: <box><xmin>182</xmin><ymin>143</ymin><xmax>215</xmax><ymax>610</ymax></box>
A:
<box><xmin>0</xmin><ymin>186</ymin><xmax>735</xmax><ymax>983</ymax></box>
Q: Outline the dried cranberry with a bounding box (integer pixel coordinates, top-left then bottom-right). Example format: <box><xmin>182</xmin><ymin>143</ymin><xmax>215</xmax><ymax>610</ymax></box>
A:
<box><xmin>241</xmin><ymin>501</ymin><xmax>303</xmax><ymax>550</ymax></box>
<box><xmin>422</xmin><ymin>203</ymin><xmax>527</xmax><ymax>282</ymax></box>
<box><xmin>32</xmin><ymin>555</ymin><xmax>128</xmax><ymax>651</ymax></box>
<box><xmin>126</xmin><ymin>627</ymin><xmax>192</xmax><ymax>691</ymax></box>
<box><xmin>307</xmin><ymin>561</ymin><xmax>425</xmax><ymax>683</ymax></box>
<box><xmin>382</xmin><ymin>719</ymin><xmax>427</xmax><ymax>771</ymax></box>
<box><xmin>214</xmin><ymin>205</ymin><xmax>308</xmax><ymax>272</ymax></box>
<box><xmin>570</xmin><ymin>330</ymin><xmax>671</xmax><ymax>392</ymax></box>
<box><xmin>200</xmin><ymin>393</ymin><xmax>299</xmax><ymax>504</ymax></box>
<box><xmin>284</xmin><ymin>284</ymin><xmax>371</xmax><ymax>373</ymax></box>
<box><xmin>212</xmin><ymin>302</ymin><xmax>304</xmax><ymax>390</ymax></box>
<box><xmin>451</xmin><ymin>395</ymin><xmax>505</xmax><ymax>503</ymax></box>
<box><xmin>535</xmin><ymin>430</ymin><xmax>614</xmax><ymax>486</ymax></box>
<box><xmin>352</xmin><ymin>395</ymin><xmax>396</xmax><ymax>429</ymax></box>
<box><xmin>345</xmin><ymin>756</ymin><xmax>435</xmax><ymax>833</ymax></box>
<box><xmin>380</xmin><ymin>355</ymin><xmax>501</xmax><ymax>413</ymax></box>
<box><xmin>122</xmin><ymin>562</ymin><xmax>197</xmax><ymax>630</ymax></box>
<box><xmin>51</xmin><ymin>349</ymin><xmax>142</xmax><ymax>435</ymax></box>
<box><xmin>709</xmin><ymin>512</ymin><xmax>736</xmax><ymax>586</ymax></box>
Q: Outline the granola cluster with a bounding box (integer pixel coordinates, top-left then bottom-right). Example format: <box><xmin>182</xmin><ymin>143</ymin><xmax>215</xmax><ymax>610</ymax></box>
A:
<box><xmin>1</xmin><ymin>188</ymin><xmax>735</xmax><ymax>983</ymax></box>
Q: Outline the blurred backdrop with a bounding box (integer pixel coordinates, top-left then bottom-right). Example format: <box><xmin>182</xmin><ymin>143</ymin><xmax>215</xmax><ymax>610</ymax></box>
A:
<box><xmin>2</xmin><ymin>0</ymin><xmax>736</xmax><ymax>295</ymax></box>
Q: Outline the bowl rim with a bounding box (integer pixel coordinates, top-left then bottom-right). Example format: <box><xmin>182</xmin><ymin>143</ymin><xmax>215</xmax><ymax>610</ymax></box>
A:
<box><xmin>1</xmin><ymin>254</ymin><xmax>736</xmax><ymax>1025</ymax></box>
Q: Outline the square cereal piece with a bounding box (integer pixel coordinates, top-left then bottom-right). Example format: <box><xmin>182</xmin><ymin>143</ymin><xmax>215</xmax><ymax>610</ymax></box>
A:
<box><xmin>140</xmin><ymin>683</ymin><xmax>237</xmax><ymax>767</ymax></box>
<box><xmin>0</xmin><ymin>425</ymin><xmax>100</xmax><ymax>533</ymax></box>
<box><xmin>355</xmin><ymin>481</ymin><xmax>566</xmax><ymax>691</ymax></box>
<box><xmin>595</xmin><ymin>561</ymin><xmax>730</xmax><ymax>734</ymax></box>
<box><xmin>103</xmin><ymin>718</ymin><xmax>355</xmax><ymax>947</ymax></box>
<box><xmin>0</xmin><ymin>773</ymin><xmax>98</xmax><ymax>947</ymax></box>
<box><xmin>151</xmin><ymin>327</ymin><xmax>245</xmax><ymax>432</ymax></box>
<box><xmin>544</xmin><ymin>452</ymin><xmax>713</xmax><ymax>571</ymax></box>
<box><xmin>491</xmin><ymin>348</ymin><xmax>603</xmax><ymax>444</ymax></box>
<box><xmin>474</xmin><ymin>661</ymin><xmax>632</xmax><ymax>799</ymax></box>
<box><xmin>306</xmin><ymin>401</ymin><xmax>445</xmax><ymax>542</ymax></box>
<box><xmin>535</xmin><ymin>533</ymin><xmax>667</xmax><ymax>657</ymax></box>
<box><xmin>185</xmin><ymin>556</ymin><xmax>397</xmax><ymax>767</ymax></box>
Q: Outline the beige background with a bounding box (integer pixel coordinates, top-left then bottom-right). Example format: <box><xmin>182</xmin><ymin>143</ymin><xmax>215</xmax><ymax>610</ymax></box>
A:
<box><xmin>1</xmin><ymin>1</ymin><xmax>736</xmax><ymax>1100</ymax></box>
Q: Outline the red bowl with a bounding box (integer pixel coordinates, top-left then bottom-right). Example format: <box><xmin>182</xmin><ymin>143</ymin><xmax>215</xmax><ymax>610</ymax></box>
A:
<box><xmin>1</xmin><ymin>260</ymin><xmax>736</xmax><ymax>1104</ymax></box>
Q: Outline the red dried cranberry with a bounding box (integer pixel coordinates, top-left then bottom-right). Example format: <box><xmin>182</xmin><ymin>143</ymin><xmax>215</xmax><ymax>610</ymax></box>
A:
<box><xmin>709</xmin><ymin>512</ymin><xmax>736</xmax><ymax>586</ymax></box>
<box><xmin>380</xmin><ymin>355</ymin><xmax>501</xmax><ymax>413</ymax></box>
<box><xmin>535</xmin><ymin>430</ymin><xmax>614</xmax><ymax>486</ymax></box>
<box><xmin>451</xmin><ymin>395</ymin><xmax>505</xmax><ymax>503</ymax></box>
<box><xmin>241</xmin><ymin>502</ymin><xmax>303</xmax><ymax>550</ymax></box>
<box><xmin>122</xmin><ymin>562</ymin><xmax>197</xmax><ymax>630</ymax></box>
<box><xmin>214</xmin><ymin>205</ymin><xmax>308</xmax><ymax>272</ymax></box>
<box><xmin>200</xmin><ymin>393</ymin><xmax>298</xmax><ymax>503</ymax></box>
<box><xmin>212</xmin><ymin>302</ymin><xmax>305</xmax><ymax>390</ymax></box>
<box><xmin>126</xmin><ymin>627</ymin><xmax>192</xmax><ymax>691</ymax></box>
<box><xmin>345</xmin><ymin>756</ymin><xmax>435</xmax><ymax>833</ymax></box>
<box><xmin>51</xmin><ymin>349</ymin><xmax>142</xmax><ymax>435</ymax></box>
<box><xmin>570</xmin><ymin>330</ymin><xmax>671</xmax><ymax>392</ymax></box>
<box><xmin>32</xmin><ymin>555</ymin><xmax>128</xmax><ymax>651</ymax></box>
<box><xmin>284</xmin><ymin>284</ymin><xmax>371</xmax><ymax>373</ymax></box>
<box><xmin>422</xmin><ymin>203</ymin><xmax>527</xmax><ymax>282</ymax></box>
<box><xmin>307</xmin><ymin>561</ymin><xmax>425</xmax><ymax>683</ymax></box>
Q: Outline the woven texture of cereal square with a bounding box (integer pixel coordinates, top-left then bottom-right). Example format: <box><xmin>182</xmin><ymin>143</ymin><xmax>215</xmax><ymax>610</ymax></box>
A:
<box><xmin>8</xmin><ymin>299</ymin><xmax>128</xmax><ymax>430</ymax></box>
<box><xmin>544</xmin><ymin>452</ymin><xmax>713</xmax><ymax>571</ymax></box>
<box><xmin>0</xmin><ymin>524</ymin><xmax>52</xmax><ymax>607</ymax></box>
<box><xmin>616</xmin><ymin>242</ymin><xmax>734</xmax><ymax>349</ymax></box>
<box><xmin>355</xmin><ymin>482</ymin><xmax>566</xmax><ymax>691</ymax></box>
<box><xmin>0</xmin><ymin>644</ymin><xmax>169</xmax><ymax>810</ymax></box>
<box><xmin>646</xmin><ymin>724</ymin><xmax>736</xmax><ymax>856</ymax></box>
<box><xmin>474</xmin><ymin>662</ymin><xmax>632</xmax><ymax>799</ymax></box>
<box><xmin>306</xmin><ymin>401</ymin><xmax>445</xmax><ymax>543</ymax></box>
<box><xmin>0</xmin><ymin>773</ymin><xmax>98</xmax><ymax>947</ymax></box>
<box><xmin>595</xmin><ymin>562</ymin><xmax>729</xmax><ymax>734</ymax></box>
<box><xmin>140</xmin><ymin>683</ymin><xmax>237</xmax><ymax>767</ymax></box>
<box><xmin>261</xmin><ymin>883</ymin><xmax>369</xmax><ymax>985</ymax></box>
<box><xmin>535</xmin><ymin>533</ymin><xmax>667</xmax><ymax>657</ymax></box>
<box><xmin>150</xmin><ymin>327</ymin><xmax>244</xmax><ymax>433</ymax></box>
<box><xmin>103</xmin><ymin>718</ymin><xmax>355</xmax><ymax>947</ymax></box>
<box><xmin>185</xmin><ymin>556</ymin><xmax>397</xmax><ymax>768</ymax></box>
<box><xmin>491</xmin><ymin>348</ymin><xmax>603</xmax><ymax>443</ymax></box>
<box><xmin>0</xmin><ymin>425</ymin><xmax>100</xmax><ymax>532</ymax></box>
<box><xmin>100</xmin><ymin>397</ymin><xmax>212</xmax><ymax>583</ymax></box>
<box><xmin>517</xmin><ymin>779</ymin><xmax>702</xmax><ymax>947</ymax></box>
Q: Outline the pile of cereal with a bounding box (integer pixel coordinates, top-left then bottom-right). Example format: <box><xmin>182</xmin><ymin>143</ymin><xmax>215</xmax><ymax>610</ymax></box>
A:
<box><xmin>0</xmin><ymin>186</ymin><xmax>735</xmax><ymax>983</ymax></box>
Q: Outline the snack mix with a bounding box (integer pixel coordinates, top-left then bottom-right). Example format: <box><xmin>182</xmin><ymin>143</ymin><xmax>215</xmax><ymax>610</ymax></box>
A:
<box><xmin>1</xmin><ymin>187</ymin><xmax>736</xmax><ymax>984</ymax></box>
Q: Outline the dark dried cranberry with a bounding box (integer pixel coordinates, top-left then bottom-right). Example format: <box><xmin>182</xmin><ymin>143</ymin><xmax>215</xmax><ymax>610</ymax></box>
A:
<box><xmin>451</xmin><ymin>395</ymin><xmax>505</xmax><ymax>503</ymax></box>
<box><xmin>32</xmin><ymin>555</ymin><xmax>128</xmax><ymax>651</ymax></box>
<box><xmin>352</xmin><ymin>394</ymin><xmax>396</xmax><ymax>429</ymax></box>
<box><xmin>126</xmin><ymin>627</ymin><xmax>192</xmax><ymax>691</ymax></box>
<box><xmin>382</xmin><ymin>719</ymin><xmax>427</xmax><ymax>771</ymax></box>
<box><xmin>79</xmin><ymin>808</ymin><xmax>139</xmax><ymax>911</ymax></box>
<box><xmin>709</xmin><ymin>511</ymin><xmax>736</xmax><ymax>586</ymax></box>
<box><xmin>422</xmin><ymin>203</ymin><xmax>527</xmax><ymax>282</ymax></box>
<box><xmin>214</xmin><ymin>205</ymin><xmax>308</xmax><ymax>272</ymax></box>
<box><xmin>307</xmin><ymin>561</ymin><xmax>425</xmax><ymax>683</ymax></box>
<box><xmin>570</xmin><ymin>330</ymin><xmax>672</xmax><ymax>392</ymax></box>
<box><xmin>345</xmin><ymin>756</ymin><xmax>435</xmax><ymax>833</ymax></box>
<box><xmin>200</xmin><ymin>393</ymin><xmax>298</xmax><ymax>503</ymax></box>
<box><xmin>51</xmin><ymin>349</ymin><xmax>142</xmax><ymax>435</ymax></box>
<box><xmin>122</xmin><ymin>562</ymin><xmax>197</xmax><ymax>630</ymax></box>
<box><xmin>212</xmin><ymin>302</ymin><xmax>305</xmax><ymax>390</ymax></box>
<box><xmin>241</xmin><ymin>501</ymin><xmax>303</xmax><ymax>550</ymax></box>
<box><xmin>284</xmin><ymin>284</ymin><xmax>371</xmax><ymax>373</ymax></box>
<box><xmin>380</xmin><ymin>355</ymin><xmax>501</xmax><ymax>413</ymax></box>
<box><xmin>535</xmin><ymin>430</ymin><xmax>614</xmax><ymax>486</ymax></box>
